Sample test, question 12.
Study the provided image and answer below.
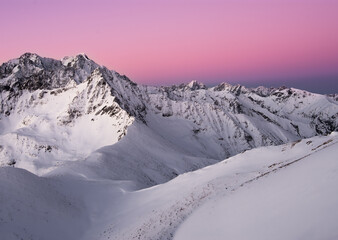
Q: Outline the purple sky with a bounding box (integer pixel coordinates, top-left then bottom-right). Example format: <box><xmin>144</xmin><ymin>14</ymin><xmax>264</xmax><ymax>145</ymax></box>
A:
<box><xmin>1</xmin><ymin>0</ymin><xmax>338</xmax><ymax>93</ymax></box>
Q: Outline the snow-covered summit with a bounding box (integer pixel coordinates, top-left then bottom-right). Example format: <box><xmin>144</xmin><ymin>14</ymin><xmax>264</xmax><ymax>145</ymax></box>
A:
<box><xmin>186</xmin><ymin>80</ymin><xmax>207</xmax><ymax>90</ymax></box>
<box><xmin>212</xmin><ymin>82</ymin><xmax>233</xmax><ymax>91</ymax></box>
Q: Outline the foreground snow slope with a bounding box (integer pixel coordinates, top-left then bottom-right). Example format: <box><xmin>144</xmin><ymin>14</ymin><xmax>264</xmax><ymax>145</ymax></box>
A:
<box><xmin>1</xmin><ymin>133</ymin><xmax>337</xmax><ymax>240</ymax></box>
<box><xmin>174</xmin><ymin>134</ymin><xmax>338</xmax><ymax>240</ymax></box>
<box><xmin>0</xmin><ymin>167</ymin><xmax>88</xmax><ymax>240</ymax></box>
<box><xmin>90</xmin><ymin>133</ymin><xmax>338</xmax><ymax>240</ymax></box>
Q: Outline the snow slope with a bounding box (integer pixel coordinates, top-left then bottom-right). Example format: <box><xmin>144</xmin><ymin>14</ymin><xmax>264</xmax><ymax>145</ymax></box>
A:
<box><xmin>47</xmin><ymin>119</ymin><xmax>219</xmax><ymax>188</ymax></box>
<box><xmin>1</xmin><ymin>133</ymin><xmax>337</xmax><ymax>240</ymax></box>
<box><xmin>0</xmin><ymin>167</ymin><xmax>88</xmax><ymax>240</ymax></box>
<box><xmin>174</xmin><ymin>135</ymin><xmax>338</xmax><ymax>240</ymax></box>
<box><xmin>90</xmin><ymin>133</ymin><xmax>338</xmax><ymax>240</ymax></box>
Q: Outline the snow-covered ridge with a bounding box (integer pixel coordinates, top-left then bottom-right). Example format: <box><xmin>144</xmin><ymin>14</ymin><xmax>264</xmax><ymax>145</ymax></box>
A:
<box><xmin>0</xmin><ymin>53</ymin><xmax>337</xmax><ymax>176</ymax></box>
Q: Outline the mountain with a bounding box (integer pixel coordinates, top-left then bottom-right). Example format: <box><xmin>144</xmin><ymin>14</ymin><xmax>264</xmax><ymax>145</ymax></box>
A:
<box><xmin>0</xmin><ymin>53</ymin><xmax>337</xmax><ymax>185</ymax></box>
<box><xmin>1</xmin><ymin>53</ymin><xmax>338</xmax><ymax>239</ymax></box>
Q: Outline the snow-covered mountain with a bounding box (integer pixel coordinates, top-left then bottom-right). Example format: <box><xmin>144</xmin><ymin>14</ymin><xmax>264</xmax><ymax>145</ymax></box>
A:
<box><xmin>0</xmin><ymin>53</ymin><xmax>337</xmax><ymax>183</ymax></box>
<box><xmin>1</xmin><ymin>53</ymin><xmax>338</xmax><ymax>239</ymax></box>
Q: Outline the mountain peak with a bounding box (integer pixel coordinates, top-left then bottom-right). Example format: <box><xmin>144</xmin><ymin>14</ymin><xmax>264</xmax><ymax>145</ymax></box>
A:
<box><xmin>61</xmin><ymin>53</ymin><xmax>95</xmax><ymax>67</ymax></box>
<box><xmin>186</xmin><ymin>80</ymin><xmax>206</xmax><ymax>90</ymax></box>
<box><xmin>18</xmin><ymin>52</ymin><xmax>44</xmax><ymax>66</ymax></box>
<box><xmin>213</xmin><ymin>82</ymin><xmax>233</xmax><ymax>91</ymax></box>
<box><xmin>19</xmin><ymin>52</ymin><xmax>41</xmax><ymax>60</ymax></box>
<box><xmin>76</xmin><ymin>53</ymin><xmax>90</xmax><ymax>60</ymax></box>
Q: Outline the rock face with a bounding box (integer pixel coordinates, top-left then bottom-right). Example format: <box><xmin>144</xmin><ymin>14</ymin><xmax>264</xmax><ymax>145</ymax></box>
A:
<box><xmin>0</xmin><ymin>53</ymin><xmax>337</xmax><ymax>176</ymax></box>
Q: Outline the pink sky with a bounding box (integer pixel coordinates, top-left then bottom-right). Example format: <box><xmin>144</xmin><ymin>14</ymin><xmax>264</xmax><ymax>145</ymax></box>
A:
<box><xmin>1</xmin><ymin>0</ymin><xmax>338</xmax><ymax>93</ymax></box>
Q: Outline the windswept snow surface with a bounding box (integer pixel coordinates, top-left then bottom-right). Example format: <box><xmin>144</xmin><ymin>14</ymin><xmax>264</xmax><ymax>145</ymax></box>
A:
<box><xmin>1</xmin><ymin>133</ymin><xmax>337</xmax><ymax>239</ymax></box>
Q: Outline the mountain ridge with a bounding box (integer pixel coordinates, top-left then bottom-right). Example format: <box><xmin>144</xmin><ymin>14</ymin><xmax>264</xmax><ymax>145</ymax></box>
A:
<box><xmin>0</xmin><ymin>53</ymin><xmax>337</xmax><ymax>183</ymax></box>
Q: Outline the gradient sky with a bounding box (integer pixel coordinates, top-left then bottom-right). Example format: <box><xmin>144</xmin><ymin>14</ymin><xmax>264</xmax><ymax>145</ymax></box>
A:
<box><xmin>1</xmin><ymin>0</ymin><xmax>338</xmax><ymax>93</ymax></box>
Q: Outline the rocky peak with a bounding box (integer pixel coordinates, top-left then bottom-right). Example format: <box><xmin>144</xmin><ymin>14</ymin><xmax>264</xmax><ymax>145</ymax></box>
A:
<box><xmin>213</xmin><ymin>82</ymin><xmax>232</xmax><ymax>91</ymax></box>
<box><xmin>62</xmin><ymin>53</ymin><xmax>97</xmax><ymax>69</ymax></box>
<box><xmin>251</xmin><ymin>86</ymin><xmax>274</xmax><ymax>97</ymax></box>
<box><xmin>62</xmin><ymin>53</ymin><xmax>91</xmax><ymax>66</ymax></box>
<box><xmin>19</xmin><ymin>52</ymin><xmax>42</xmax><ymax>63</ymax></box>
<box><xmin>327</xmin><ymin>93</ymin><xmax>338</xmax><ymax>102</ymax></box>
<box><xmin>186</xmin><ymin>80</ymin><xmax>207</xmax><ymax>90</ymax></box>
<box><xmin>229</xmin><ymin>84</ymin><xmax>247</xmax><ymax>96</ymax></box>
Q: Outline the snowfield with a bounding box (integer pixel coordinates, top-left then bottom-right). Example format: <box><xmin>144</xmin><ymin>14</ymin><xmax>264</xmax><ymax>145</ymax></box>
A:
<box><xmin>174</xmin><ymin>133</ymin><xmax>338</xmax><ymax>240</ymax></box>
<box><xmin>1</xmin><ymin>133</ymin><xmax>337</xmax><ymax>239</ymax></box>
<box><xmin>0</xmin><ymin>53</ymin><xmax>338</xmax><ymax>239</ymax></box>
